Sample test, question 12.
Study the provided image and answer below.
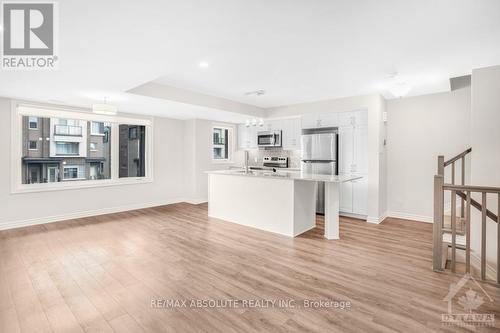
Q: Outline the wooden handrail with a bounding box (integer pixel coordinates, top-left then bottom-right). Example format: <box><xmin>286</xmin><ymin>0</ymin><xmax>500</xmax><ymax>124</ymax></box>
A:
<box><xmin>444</xmin><ymin>148</ymin><xmax>472</xmax><ymax>167</ymax></box>
<box><xmin>443</xmin><ymin>184</ymin><xmax>500</xmax><ymax>195</ymax></box>
<box><xmin>454</xmin><ymin>190</ymin><xmax>498</xmax><ymax>223</ymax></box>
<box><xmin>434</xmin><ymin>147</ymin><xmax>500</xmax><ymax>284</ymax></box>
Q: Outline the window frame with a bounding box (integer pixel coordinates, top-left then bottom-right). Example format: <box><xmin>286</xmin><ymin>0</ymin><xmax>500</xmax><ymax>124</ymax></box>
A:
<box><xmin>28</xmin><ymin>116</ymin><xmax>38</xmax><ymax>129</ymax></box>
<box><xmin>55</xmin><ymin>142</ymin><xmax>80</xmax><ymax>156</ymax></box>
<box><xmin>211</xmin><ymin>125</ymin><xmax>234</xmax><ymax>163</ymax></box>
<box><xmin>28</xmin><ymin>140</ymin><xmax>38</xmax><ymax>150</ymax></box>
<box><xmin>62</xmin><ymin>165</ymin><xmax>85</xmax><ymax>181</ymax></box>
<box><xmin>11</xmin><ymin>101</ymin><xmax>154</xmax><ymax>193</ymax></box>
<box><xmin>90</xmin><ymin>121</ymin><xmax>105</xmax><ymax>136</ymax></box>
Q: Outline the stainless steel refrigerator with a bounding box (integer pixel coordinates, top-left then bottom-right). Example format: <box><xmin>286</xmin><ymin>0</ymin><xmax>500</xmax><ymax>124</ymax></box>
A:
<box><xmin>301</xmin><ymin>128</ymin><xmax>338</xmax><ymax>214</ymax></box>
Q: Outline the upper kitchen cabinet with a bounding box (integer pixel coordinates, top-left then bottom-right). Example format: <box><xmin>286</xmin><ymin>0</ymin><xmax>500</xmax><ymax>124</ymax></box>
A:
<box><xmin>237</xmin><ymin>124</ymin><xmax>257</xmax><ymax>149</ymax></box>
<box><xmin>301</xmin><ymin>112</ymin><xmax>339</xmax><ymax>129</ymax></box>
<box><xmin>262</xmin><ymin>119</ymin><xmax>282</xmax><ymax>132</ymax></box>
<box><xmin>338</xmin><ymin>122</ymin><xmax>368</xmax><ymax>173</ymax></box>
<box><xmin>281</xmin><ymin>117</ymin><xmax>301</xmax><ymax>150</ymax></box>
<box><xmin>339</xmin><ymin>110</ymin><xmax>368</xmax><ymax>127</ymax></box>
<box><xmin>353</xmin><ymin>124</ymin><xmax>368</xmax><ymax>174</ymax></box>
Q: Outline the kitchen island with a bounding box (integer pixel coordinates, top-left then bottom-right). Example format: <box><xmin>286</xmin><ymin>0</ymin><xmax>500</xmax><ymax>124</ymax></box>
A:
<box><xmin>207</xmin><ymin>170</ymin><xmax>361</xmax><ymax>239</ymax></box>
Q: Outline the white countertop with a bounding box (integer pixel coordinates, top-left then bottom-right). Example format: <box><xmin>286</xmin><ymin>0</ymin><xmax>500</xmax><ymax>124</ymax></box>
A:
<box><xmin>207</xmin><ymin>169</ymin><xmax>362</xmax><ymax>183</ymax></box>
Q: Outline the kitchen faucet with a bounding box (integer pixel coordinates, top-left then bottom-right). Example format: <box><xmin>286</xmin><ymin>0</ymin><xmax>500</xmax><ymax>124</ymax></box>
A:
<box><xmin>244</xmin><ymin>150</ymin><xmax>249</xmax><ymax>174</ymax></box>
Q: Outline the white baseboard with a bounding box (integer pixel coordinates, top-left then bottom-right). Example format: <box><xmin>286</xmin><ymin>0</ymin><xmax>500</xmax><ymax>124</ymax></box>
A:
<box><xmin>366</xmin><ymin>216</ymin><xmax>381</xmax><ymax>224</ymax></box>
<box><xmin>387</xmin><ymin>211</ymin><xmax>433</xmax><ymax>223</ymax></box>
<box><xmin>365</xmin><ymin>212</ymin><xmax>388</xmax><ymax>224</ymax></box>
<box><xmin>378</xmin><ymin>212</ymin><xmax>389</xmax><ymax>223</ymax></box>
<box><xmin>470</xmin><ymin>252</ymin><xmax>497</xmax><ymax>281</ymax></box>
<box><xmin>0</xmin><ymin>198</ymin><xmax>186</xmax><ymax>231</ymax></box>
<box><xmin>184</xmin><ymin>198</ymin><xmax>208</xmax><ymax>205</ymax></box>
<box><xmin>340</xmin><ymin>211</ymin><xmax>368</xmax><ymax>221</ymax></box>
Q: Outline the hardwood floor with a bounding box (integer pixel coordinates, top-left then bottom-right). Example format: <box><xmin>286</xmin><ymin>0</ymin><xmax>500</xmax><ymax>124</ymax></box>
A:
<box><xmin>0</xmin><ymin>203</ymin><xmax>498</xmax><ymax>333</ymax></box>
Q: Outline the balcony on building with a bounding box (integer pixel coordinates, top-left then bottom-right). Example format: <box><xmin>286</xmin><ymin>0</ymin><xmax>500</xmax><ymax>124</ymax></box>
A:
<box><xmin>54</xmin><ymin>124</ymin><xmax>83</xmax><ymax>136</ymax></box>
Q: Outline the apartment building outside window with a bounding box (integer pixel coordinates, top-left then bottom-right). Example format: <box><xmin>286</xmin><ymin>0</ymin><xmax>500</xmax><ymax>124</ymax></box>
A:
<box><xmin>13</xmin><ymin>104</ymin><xmax>152</xmax><ymax>192</ymax></box>
<box><xmin>91</xmin><ymin>122</ymin><xmax>105</xmax><ymax>135</ymax></box>
<box><xmin>119</xmin><ymin>125</ymin><xmax>146</xmax><ymax>178</ymax></box>
<box><xmin>63</xmin><ymin>165</ymin><xmax>86</xmax><ymax>180</ymax></box>
<box><xmin>56</xmin><ymin>142</ymin><xmax>79</xmax><ymax>155</ymax></box>
<box><xmin>212</xmin><ymin>126</ymin><xmax>232</xmax><ymax>161</ymax></box>
<box><xmin>28</xmin><ymin>116</ymin><xmax>38</xmax><ymax>129</ymax></box>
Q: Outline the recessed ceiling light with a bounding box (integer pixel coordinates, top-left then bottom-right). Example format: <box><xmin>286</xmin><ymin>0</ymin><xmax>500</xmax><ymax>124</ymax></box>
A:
<box><xmin>245</xmin><ymin>89</ymin><xmax>266</xmax><ymax>96</ymax></box>
<box><xmin>199</xmin><ymin>61</ymin><xmax>209</xmax><ymax>68</ymax></box>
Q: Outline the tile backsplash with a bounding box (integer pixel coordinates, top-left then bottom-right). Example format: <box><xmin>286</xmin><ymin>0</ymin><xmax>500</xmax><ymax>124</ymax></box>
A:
<box><xmin>234</xmin><ymin>148</ymin><xmax>302</xmax><ymax>169</ymax></box>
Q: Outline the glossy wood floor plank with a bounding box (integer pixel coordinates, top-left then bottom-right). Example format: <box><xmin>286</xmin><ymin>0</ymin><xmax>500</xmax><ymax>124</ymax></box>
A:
<box><xmin>0</xmin><ymin>202</ymin><xmax>499</xmax><ymax>333</ymax></box>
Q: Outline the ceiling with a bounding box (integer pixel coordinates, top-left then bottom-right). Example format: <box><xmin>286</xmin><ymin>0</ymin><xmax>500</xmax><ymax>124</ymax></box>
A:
<box><xmin>1</xmin><ymin>0</ymin><xmax>499</xmax><ymax>121</ymax></box>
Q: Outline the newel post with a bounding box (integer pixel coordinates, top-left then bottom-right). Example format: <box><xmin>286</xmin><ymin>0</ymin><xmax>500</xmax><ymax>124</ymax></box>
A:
<box><xmin>433</xmin><ymin>174</ymin><xmax>444</xmax><ymax>271</ymax></box>
<box><xmin>437</xmin><ymin>155</ymin><xmax>445</xmax><ymax>176</ymax></box>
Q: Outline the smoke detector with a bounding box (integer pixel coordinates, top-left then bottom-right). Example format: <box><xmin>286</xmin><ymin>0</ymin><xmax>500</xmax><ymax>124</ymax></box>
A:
<box><xmin>245</xmin><ymin>89</ymin><xmax>266</xmax><ymax>96</ymax></box>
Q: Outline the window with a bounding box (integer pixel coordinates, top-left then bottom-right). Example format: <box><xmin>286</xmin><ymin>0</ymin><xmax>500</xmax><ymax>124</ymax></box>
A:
<box><xmin>29</xmin><ymin>116</ymin><xmax>38</xmax><ymax>129</ymax></box>
<box><xmin>54</xmin><ymin>118</ymin><xmax>82</xmax><ymax>136</ymax></box>
<box><xmin>129</xmin><ymin>127</ymin><xmax>138</xmax><ymax>140</ymax></box>
<box><xmin>56</xmin><ymin>142</ymin><xmax>79</xmax><ymax>155</ymax></box>
<box><xmin>15</xmin><ymin>105</ymin><xmax>151</xmax><ymax>191</ymax></box>
<box><xmin>119</xmin><ymin>125</ymin><xmax>146</xmax><ymax>178</ymax></box>
<box><xmin>63</xmin><ymin>165</ymin><xmax>85</xmax><ymax>180</ymax></box>
<box><xmin>212</xmin><ymin>127</ymin><xmax>232</xmax><ymax>161</ymax></box>
<box><xmin>91</xmin><ymin>122</ymin><xmax>105</xmax><ymax>135</ymax></box>
<box><xmin>28</xmin><ymin>165</ymin><xmax>40</xmax><ymax>183</ymax></box>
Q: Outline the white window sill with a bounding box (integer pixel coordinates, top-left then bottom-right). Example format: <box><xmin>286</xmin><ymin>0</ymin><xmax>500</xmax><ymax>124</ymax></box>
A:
<box><xmin>90</xmin><ymin>133</ymin><xmax>105</xmax><ymax>136</ymax></box>
<box><xmin>212</xmin><ymin>160</ymin><xmax>235</xmax><ymax>164</ymax></box>
<box><xmin>11</xmin><ymin>177</ymin><xmax>153</xmax><ymax>194</ymax></box>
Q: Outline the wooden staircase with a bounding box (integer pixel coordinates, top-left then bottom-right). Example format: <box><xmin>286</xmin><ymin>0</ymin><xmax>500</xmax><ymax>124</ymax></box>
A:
<box><xmin>433</xmin><ymin>148</ymin><xmax>500</xmax><ymax>284</ymax></box>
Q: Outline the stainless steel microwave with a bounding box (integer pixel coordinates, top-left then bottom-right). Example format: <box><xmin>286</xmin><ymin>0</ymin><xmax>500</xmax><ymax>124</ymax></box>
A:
<box><xmin>257</xmin><ymin>131</ymin><xmax>282</xmax><ymax>147</ymax></box>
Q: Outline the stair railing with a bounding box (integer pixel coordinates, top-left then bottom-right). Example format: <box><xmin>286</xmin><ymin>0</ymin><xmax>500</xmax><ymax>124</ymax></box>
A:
<box><xmin>433</xmin><ymin>148</ymin><xmax>500</xmax><ymax>284</ymax></box>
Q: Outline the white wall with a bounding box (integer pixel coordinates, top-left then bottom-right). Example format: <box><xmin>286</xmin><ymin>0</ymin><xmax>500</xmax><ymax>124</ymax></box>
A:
<box><xmin>0</xmin><ymin>98</ymin><xmax>188</xmax><ymax>229</ymax></box>
<box><xmin>386</xmin><ymin>87</ymin><xmax>471</xmax><ymax>221</ymax></box>
<box><xmin>267</xmin><ymin>94</ymin><xmax>387</xmax><ymax>222</ymax></box>
<box><xmin>470</xmin><ymin>65</ymin><xmax>500</xmax><ymax>269</ymax></box>
<box><xmin>183</xmin><ymin>119</ymin><xmax>236</xmax><ymax>203</ymax></box>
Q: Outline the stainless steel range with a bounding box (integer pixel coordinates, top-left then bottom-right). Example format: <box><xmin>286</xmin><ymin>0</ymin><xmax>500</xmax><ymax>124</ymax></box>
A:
<box><xmin>263</xmin><ymin>156</ymin><xmax>288</xmax><ymax>168</ymax></box>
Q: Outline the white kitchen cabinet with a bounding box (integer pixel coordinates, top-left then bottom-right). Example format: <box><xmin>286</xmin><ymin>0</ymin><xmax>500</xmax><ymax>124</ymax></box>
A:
<box><xmin>237</xmin><ymin>124</ymin><xmax>257</xmax><ymax>149</ymax></box>
<box><xmin>338</xmin><ymin>109</ymin><xmax>368</xmax><ymax>217</ymax></box>
<box><xmin>301</xmin><ymin>113</ymin><xmax>318</xmax><ymax>129</ymax></box>
<box><xmin>319</xmin><ymin>112</ymin><xmax>339</xmax><ymax>128</ymax></box>
<box><xmin>338</xmin><ymin>126</ymin><xmax>354</xmax><ymax>173</ymax></box>
<box><xmin>339</xmin><ymin>176</ymin><xmax>353</xmax><ymax>213</ymax></box>
<box><xmin>339</xmin><ymin>110</ymin><xmax>368</xmax><ymax>127</ymax></box>
<box><xmin>352</xmin><ymin>176</ymin><xmax>368</xmax><ymax>215</ymax></box>
<box><xmin>301</xmin><ymin>112</ymin><xmax>339</xmax><ymax>129</ymax></box>
<box><xmin>282</xmin><ymin>117</ymin><xmax>301</xmax><ymax>150</ymax></box>
<box><xmin>263</xmin><ymin>119</ymin><xmax>282</xmax><ymax>132</ymax></box>
<box><xmin>353</xmin><ymin>124</ymin><xmax>368</xmax><ymax>174</ymax></box>
<box><xmin>353</xmin><ymin>110</ymin><xmax>368</xmax><ymax>126</ymax></box>
<box><xmin>339</xmin><ymin>173</ymin><xmax>368</xmax><ymax>217</ymax></box>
